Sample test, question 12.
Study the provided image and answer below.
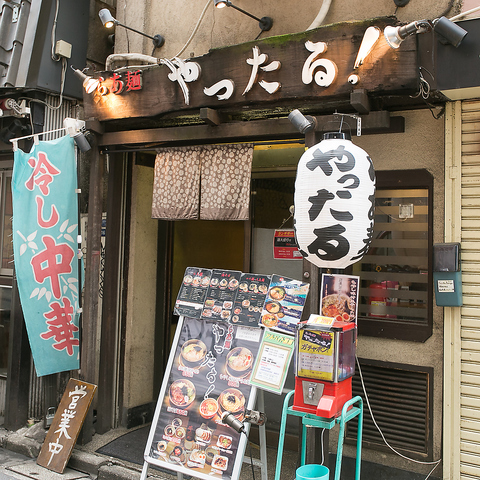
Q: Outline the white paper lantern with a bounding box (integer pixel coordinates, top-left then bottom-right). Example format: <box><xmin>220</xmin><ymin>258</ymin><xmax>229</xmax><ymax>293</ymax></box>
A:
<box><xmin>294</xmin><ymin>132</ymin><xmax>375</xmax><ymax>269</ymax></box>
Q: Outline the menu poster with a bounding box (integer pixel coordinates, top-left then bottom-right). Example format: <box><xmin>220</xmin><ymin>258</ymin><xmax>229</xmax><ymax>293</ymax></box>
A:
<box><xmin>249</xmin><ymin>330</ymin><xmax>295</xmax><ymax>395</ymax></box>
<box><xmin>144</xmin><ymin>317</ymin><xmax>263</xmax><ymax>480</ymax></box>
<box><xmin>175</xmin><ymin>267</ymin><xmax>213</xmax><ymax>318</ymax></box>
<box><xmin>320</xmin><ymin>274</ymin><xmax>360</xmax><ymax>324</ymax></box>
<box><xmin>273</xmin><ymin>229</ymin><xmax>303</xmax><ymax>260</ymax></box>
<box><xmin>296</xmin><ymin>328</ymin><xmax>335</xmax><ymax>381</ymax></box>
<box><xmin>231</xmin><ymin>274</ymin><xmax>271</xmax><ymax>326</ymax></box>
<box><xmin>259</xmin><ymin>275</ymin><xmax>310</xmax><ymax>335</ymax></box>
<box><xmin>201</xmin><ymin>269</ymin><xmax>242</xmax><ymax>322</ymax></box>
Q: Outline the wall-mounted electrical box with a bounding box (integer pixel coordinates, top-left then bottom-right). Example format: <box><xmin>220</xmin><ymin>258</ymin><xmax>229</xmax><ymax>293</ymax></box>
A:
<box><xmin>433</xmin><ymin>242</ymin><xmax>462</xmax><ymax>307</ymax></box>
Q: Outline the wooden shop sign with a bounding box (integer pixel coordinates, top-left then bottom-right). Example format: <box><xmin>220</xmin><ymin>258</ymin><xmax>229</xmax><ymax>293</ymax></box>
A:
<box><xmin>84</xmin><ymin>17</ymin><xmax>417</xmax><ymax>121</ymax></box>
<box><xmin>37</xmin><ymin>378</ymin><xmax>97</xmax><ymax>473</ymax></box>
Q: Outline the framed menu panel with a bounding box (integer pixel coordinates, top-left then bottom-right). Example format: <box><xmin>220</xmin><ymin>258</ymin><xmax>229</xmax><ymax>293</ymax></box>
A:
<box><xmin>231</xmin><ymin>273</ymin><xmax>271</xmax><ymax>326</ymax></box>
<box><xmin>174</xmin><ymin>267</ymin><xmax>212</xmax><ymax>318</ymax></box>
<box><xmin>144</xmin><ymin>317</ymin><xmax>263</xmax><ymax>480</ymax></box>
<box><xmin>201</xmin><ymin>269</ymin><xmax>242</xmax><ymax>322</ymax></box>
<box><xmin>259</xmin><ymin>274</ymin><xmax>310</xmax><ymax>334</ymax></box>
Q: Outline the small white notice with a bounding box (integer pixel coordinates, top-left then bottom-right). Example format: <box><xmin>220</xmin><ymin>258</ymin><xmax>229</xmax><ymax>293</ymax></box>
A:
<box><xmin>437</xmin><ymin>279</ymin><xmax>455</xmax><ymax>293</ymax></box>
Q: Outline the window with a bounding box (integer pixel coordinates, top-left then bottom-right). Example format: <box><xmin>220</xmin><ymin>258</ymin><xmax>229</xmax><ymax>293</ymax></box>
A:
<box><xmin>353</xmin><ymin>170</ymin><xmax>433</xmax><ymax>342</ymax></box>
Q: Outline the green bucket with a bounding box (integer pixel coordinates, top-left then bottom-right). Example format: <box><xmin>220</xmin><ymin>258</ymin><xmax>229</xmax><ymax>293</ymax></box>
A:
<box><xmin>295</xmin><ymin>464</ymin><xmax>329</xmax><ymax>480</ymax></box>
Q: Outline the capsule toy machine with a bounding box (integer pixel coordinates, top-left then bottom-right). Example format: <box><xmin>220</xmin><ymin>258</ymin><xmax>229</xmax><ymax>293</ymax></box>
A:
<box><xmin>293</xmin><ymin>319</ymin><xmax>356</xmax><ymax>418</ymax></box>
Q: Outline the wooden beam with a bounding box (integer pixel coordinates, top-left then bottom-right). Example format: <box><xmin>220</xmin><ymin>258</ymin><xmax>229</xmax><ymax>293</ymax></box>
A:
<box><xmin>98</xmin><ymin>111</ymin><xmax>403</xmax><ymax>147</ymax></box>
<box><xmin>199</xmin><ymin>108</ymin><xmax>229</xmax><ymax>126</ymax></box>
<box><xmin>96</xmin><ymin>153</ymin><xmax>125</xmax><ymax>434</ymax></box>
<box><xmin>78</xmin><ymin>138</ymin><xmax>104</xmax><ymax>444</ymax></box>
<box><xmin>350</xmin><ymin>89</ymin><xmax>371</xmax><ymax>114</ymax></box>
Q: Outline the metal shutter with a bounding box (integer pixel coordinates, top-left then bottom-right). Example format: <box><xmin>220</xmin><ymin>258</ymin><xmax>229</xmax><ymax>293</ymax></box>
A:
<box><xmin>459</xmin><ymin>100</ymin><xmax>480</xmax><ymax>478</ymax></box>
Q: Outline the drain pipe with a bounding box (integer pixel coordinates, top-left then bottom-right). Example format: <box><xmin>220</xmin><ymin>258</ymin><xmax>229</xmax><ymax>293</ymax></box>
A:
<box><xmin>306</xmin><ymin>0</ymin><xmax>333</xmax><ymax>30</ymax></box>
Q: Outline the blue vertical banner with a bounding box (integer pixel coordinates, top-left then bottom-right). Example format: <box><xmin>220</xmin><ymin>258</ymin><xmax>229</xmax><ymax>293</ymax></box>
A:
<box><xmin>12</xmin><ymin>135</ymin><xmax>81</xmax><ymax>376</ymax></box>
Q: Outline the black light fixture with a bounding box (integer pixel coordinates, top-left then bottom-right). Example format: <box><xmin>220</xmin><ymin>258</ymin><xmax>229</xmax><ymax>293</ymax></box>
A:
<box><xmin>384</xmin><ymin>16</ymin><xmax>467</xmax><ymax>49</ymax></box>
<box><xmin>98</xmin><ymin>8</ymin><xmax>165</xmax><ymax>49</ymax></box>
<box><xmin>214</xmin><ymin>0</ymin><xmax>273</xmax><ymax>32</ymax></box>
<box><xmin>64</xmin><ymin>118</ymin><xmax>92</xmax><ymax>153</ymax></box>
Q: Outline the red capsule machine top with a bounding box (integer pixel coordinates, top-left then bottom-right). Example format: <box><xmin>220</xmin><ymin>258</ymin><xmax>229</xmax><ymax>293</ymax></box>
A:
<box><xmin>293</xmin><ymin>317</ymin><xmax>356</xmax><ymax>418</ymax></box>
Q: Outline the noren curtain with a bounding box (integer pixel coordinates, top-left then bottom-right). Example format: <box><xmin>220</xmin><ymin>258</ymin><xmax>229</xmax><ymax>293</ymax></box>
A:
<box><xmin>152</xmin><ymin>144</ymin><xmax>253</xmax><ymax>221</ymax></box>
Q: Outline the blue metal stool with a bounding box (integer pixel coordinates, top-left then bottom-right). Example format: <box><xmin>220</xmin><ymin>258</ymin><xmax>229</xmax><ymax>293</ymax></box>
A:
<box><xmin>274</xmin><ymin>390</ymin><xmax>363</xmax><ymax>480</ymax></box>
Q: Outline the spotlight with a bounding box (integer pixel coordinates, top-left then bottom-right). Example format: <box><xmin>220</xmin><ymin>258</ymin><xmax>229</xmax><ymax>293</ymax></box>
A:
<box><xmin>71</xmin><ymin>66</ymin><xmax>101</xmax><ymax>94</ymax></box>
<box><xmin>433</xmin><ymin>16</ymin><xmax>467</xmax><ymax>47</ymax></box>
<box><xmin>63</xmin><ymin>118</ymin><xmax>91</xmax><ymax>152</ymax></box>
<box><xmin>214</xmin><ymin>0</ymin><xmax>273</xmax><ymax>32</ymax></box>
<box><xmin>98</xmin><ymin>8</ymin><xmax>165</xmax><ymax>49</ymax></box>
<box><xmin>288</xmin><ymin>109</ymin><xmax>317</xmax><ymax>134</ymax></box>
<box><xmin>221</xmin><ymin>411</ymin><xmax>246</xmax><ymax>434</ymax></box>
<box><xmin>384</xmin><ymin>16</ymin><xmax>467</xmax><ymax>49</ymax></box>
<box><xmin>384</xmin><ymin>20</ymin><xmax>428</xmax><ymax>49</ymax></box>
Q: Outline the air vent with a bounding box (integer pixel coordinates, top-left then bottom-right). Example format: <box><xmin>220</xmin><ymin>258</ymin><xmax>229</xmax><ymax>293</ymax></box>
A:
<box><xmin>347</xmin><ymin>359</ymin><xmax>433</xmax><ymax>460</ymax></box>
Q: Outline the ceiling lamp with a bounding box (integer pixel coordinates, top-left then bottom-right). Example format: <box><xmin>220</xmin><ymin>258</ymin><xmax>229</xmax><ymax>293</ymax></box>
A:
<box><xmin>98</xmin><ymin>8</ymin><xmax>165</xmax><ymax>49</ymax></box>
<box><xmin>214</xmin><ymin>0</ymin><xmax>273</xmax><ymax>32</ymax></box>
<box><xmin>384</xmin><ymin>16</ymin><xmax>467</xmax><ymax>49</ymax></box>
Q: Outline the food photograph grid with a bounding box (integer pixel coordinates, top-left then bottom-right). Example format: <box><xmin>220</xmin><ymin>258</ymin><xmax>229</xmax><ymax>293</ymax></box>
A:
<box><xmin>145</xmin><ymin>317</ymin><xmax>263</xmax><ymax>480</ymax></box>
<box><xmin>174</xmin><ymin>267</ymin><xmax>310</xmax><ymax>335</ymax></box>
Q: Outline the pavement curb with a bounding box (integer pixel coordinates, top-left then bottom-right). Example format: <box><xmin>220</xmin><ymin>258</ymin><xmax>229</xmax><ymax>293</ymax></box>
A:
<box><xmin>69</xmin><ymin>450</ymin><xmax>111</xmax><ymax>476</ymax></box>
<box><xmin>1</xmin><ymin>427</ymin><xmax>150</xmax><ymax>480</ymax></box>
<box><xmin>97</xmin><ymin>464</ymin><xmax>142</xmax><ymax>480</ymax></box>
<box><xmin>5</xmin><ymin>432</ymin><xmax>41</xmax><ymax>458</ymax></box>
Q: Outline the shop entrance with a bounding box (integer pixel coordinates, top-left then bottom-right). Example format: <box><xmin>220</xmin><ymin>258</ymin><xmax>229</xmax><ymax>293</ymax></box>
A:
<box><xmin>156</xmin><ymin>144</ymin><xmax>306</xmax><ymax>443</ymax></box>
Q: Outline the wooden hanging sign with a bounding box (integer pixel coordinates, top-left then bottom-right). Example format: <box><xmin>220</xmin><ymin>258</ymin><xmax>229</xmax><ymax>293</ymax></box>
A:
<box><xmin>37</xmin><ymin>378</ymin><xmax>97</xmax><ymax>473</ymax></box>
<box><xmin>84</xmin><ymin>17</ymin><xmax>417</xmax><ymax>122</ymax></box>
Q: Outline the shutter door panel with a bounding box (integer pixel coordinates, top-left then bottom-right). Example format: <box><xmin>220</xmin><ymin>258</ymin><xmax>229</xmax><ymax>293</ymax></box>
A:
<box><xmin>460</xmin><ymin>99</ymin><xmax>480</xmax><ymax>478</ymax></box>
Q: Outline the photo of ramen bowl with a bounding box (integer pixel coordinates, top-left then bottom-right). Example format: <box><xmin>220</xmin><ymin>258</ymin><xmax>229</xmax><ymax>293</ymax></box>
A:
<box><xmin>265</xmin><ymin>301</ymin><xmax>282</xmax><ymax>314</ymax></box>
<box><xmin>181</xmin><ymin>339</ymin><xmax>207</xmax><ymax>367</ymax></box>
<box><xmin>219</xmin><ymin>388</ymin><xmax>245</xmax><ymax>414</ymax></box>
<box><xmin>205</xmin><ymin>446</ymin><xmax>217</xmax><ymax>464</ymax></box>
<box><xmin>169</xmin><ymin>379</ymin><xmax>196</xmax><ymax>408</ymax></box>
<box><xmin>261</xmin><ymin>313</ymin><xmax>278</xmax><ymax>328</ymax></box>
<box><xmin>170</xmin><ymin>445</ymin><xmax>185</xmax><ymax>463</ymax></box>
<box><xmin>199</xmin><ymin>397</ymin><xmax>219</xmax><ymax>419</ymax></box>
<box><xmin>157</xmin><ymin>440</ymin><xmax>168</xmax><ymax>453</ymax></box>
<box><xmin>269</xmin><ymin>286</ymin><xmax>286</xmax><ymax>301</ymax></box>
<box><xmin>226</xmin><ymin>347</ymin><xmax>253</xmax><ymax>374</ymax></box>
<box><xmin>175</xmin><ymin>426</ymin><xmax>186</xmax><ymax>439</ymax></box>
<box><xmin>321</xmin><ymin>294</ymin><xmax>354</xmax><ymax>318</ymax></box>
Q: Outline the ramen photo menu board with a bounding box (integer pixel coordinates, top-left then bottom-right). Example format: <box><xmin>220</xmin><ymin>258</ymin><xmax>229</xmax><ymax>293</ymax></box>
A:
<box><xmin>319</xmin><ymin>274</ymin><xmax>359</xmax><ymax>324</ymax></box>
<box><xmin>200</xmin><ymin>269</ymin><xmax>242</xmax><ymax>322</ymax></box>
<box><xmin>174</xmin><ymin>267</ymin><xmax>213</xmax><ymax>318</ymax></box>
<box><xmin>143</xmin><ymin>317</ymin><xmax>263</xmax><ymax>480</ymax></box>
<box><xmin>259</xmin><ymin>274</ymin><xmax>310</xmax><ymax>334</ymax></box>
<box><xmin>231</xmin><ymin>273</ymin><xmax>271</xmax><ymax>327</ymax></box>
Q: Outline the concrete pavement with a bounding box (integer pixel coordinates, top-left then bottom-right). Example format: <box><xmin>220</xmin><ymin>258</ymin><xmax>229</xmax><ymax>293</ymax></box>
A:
<box><xmin>0</xmin><ymin>424</ymin><xmax>298</xmax><ymax>480</ymax></box>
